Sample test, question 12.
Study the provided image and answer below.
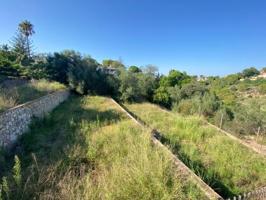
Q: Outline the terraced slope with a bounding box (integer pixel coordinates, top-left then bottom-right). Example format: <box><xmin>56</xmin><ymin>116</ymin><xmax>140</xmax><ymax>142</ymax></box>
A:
<box><xmin>0</xmin><ymin>96</ymin><xmax>206</xmax><ymax>199</ymax></box>
<box><xmin>124</xmin><ymin>102</ymin><xmax>266</xmax><ymax>199</ymax></box>
<box><xmin>0</xmin><ymin>79</ymin><xmax>66</xmax><ymax>113</ymax></box>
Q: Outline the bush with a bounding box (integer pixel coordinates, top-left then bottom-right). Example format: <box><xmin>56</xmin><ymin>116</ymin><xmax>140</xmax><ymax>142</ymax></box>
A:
<box><xmin>153</xmin><ymin>86</ymin><xmax>171</xmax><ymax>108</ymax></box>
<box><xmin>213</xmin><ymin>107</ymin><xmax>234</xmax><ymax>128</ymax></box>
<box><xmin>258</xmin><ymin>83</ymin><xmax>266</xmax><ymax>94</ymax></box>
<box><xmin>201</xmin><ymin>93</ymin><xmax>220</xmax><ymax>117</ymax></box>
<box><xmin>179</xmin><ymin>82</ymin><xmax>208</xmax><ymax>99</ymax></box>
<box><xmin>174</xmin><ymin>96</ymin><xmax>201</xmax><ymax>115</ymax></box>
<box><xmin>173</xmin><ymin>92</ymin><xmax>220</xmax><ymax>117</ymax></box>
<box><xmin>231</xmin><ymin>101</ymin><xmax>266</xmax><ymax>136</ymax></box>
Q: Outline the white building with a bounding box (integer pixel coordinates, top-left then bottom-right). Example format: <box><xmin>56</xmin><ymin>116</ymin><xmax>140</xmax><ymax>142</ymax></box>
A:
<box><xmin>258</xmin><ymin>69</ymin><xmax>266</xmax><ymax>79</ymax></box>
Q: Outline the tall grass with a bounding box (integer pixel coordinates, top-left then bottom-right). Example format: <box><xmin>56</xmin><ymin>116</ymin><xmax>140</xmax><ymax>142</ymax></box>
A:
<box><xmin>0</xmin><ymin>79</ymin><xmax>65</xmax><ymax>112</ymax></box>
<box><xmin>0</xmin><ymin>96</ymin><xmax>206</xmax><ymax>200</ymax></box>
<box><xmin>124</xmin><ymin>102</ymin><xmax>266</xmax><ymax>198</ymax></box>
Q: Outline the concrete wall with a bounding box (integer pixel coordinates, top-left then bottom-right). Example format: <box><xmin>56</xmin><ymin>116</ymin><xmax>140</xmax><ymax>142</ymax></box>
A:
<box><xmin>0</xmin><ymin>90</ymin><xmax>70</xmax><ymax>147</ymax></box>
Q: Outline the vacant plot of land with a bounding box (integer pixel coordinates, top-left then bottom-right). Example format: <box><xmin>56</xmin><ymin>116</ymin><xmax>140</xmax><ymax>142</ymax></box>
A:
<box><xmin>0</xmin><ymin>96</ymin><xmax>206</xmax><ymax>200</ymax></box>
<box><xmin>124</xmin><ymin>102</ymin><xmax>266</xmax><ymax>198</ymax></box>
<box><xmin>0</xmin><ymin>79</ymin><xmax>66</xmax><ymax>112</ymax></box>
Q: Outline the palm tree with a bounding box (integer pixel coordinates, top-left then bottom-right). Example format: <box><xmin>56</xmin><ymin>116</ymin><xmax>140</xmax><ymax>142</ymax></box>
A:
<box><xmin>18</xmin><ymin>20</ymin><xmax>35</xmax><ymax>57</ymax></box>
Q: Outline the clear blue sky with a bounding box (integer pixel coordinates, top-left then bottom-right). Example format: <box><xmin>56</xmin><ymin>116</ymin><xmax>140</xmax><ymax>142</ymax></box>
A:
<box><xmin>1</xmin><ymin>0</ymin><xmax>266</xmax><ymax>76</ymax></box>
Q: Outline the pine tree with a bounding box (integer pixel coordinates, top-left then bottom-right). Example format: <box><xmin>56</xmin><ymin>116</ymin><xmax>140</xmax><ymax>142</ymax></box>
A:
<box><xmin>18</xmin><ymin>20</ymin><xmax>35</xmax><ymax>58</ymax></box>
<box><xmin>11</xmin><ymin>32</ymin><xmax>28</xmax><ymax>63</ymax></box>
<box><xmin>10</xmin><ymin>20</ymin><xmax>35</xmax><ymax>65</ymax></box>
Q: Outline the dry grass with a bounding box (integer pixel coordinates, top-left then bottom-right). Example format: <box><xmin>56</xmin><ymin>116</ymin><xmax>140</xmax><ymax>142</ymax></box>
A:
<box><xmin>0</xmin><ymin>79</ymin><xmax>65</xmax><ymax>112</ymax></box>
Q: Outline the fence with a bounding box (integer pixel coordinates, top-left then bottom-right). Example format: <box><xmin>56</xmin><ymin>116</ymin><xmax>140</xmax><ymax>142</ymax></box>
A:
<box><xmin>227</xmin><ymin>186</ymin><xmax>266</xmax><ymax>200</ymax></box>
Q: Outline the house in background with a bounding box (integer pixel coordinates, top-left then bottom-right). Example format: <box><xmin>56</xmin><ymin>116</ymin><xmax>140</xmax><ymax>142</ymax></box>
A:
<box><xmin>258</xmin><ymin>69</ymin><xmax>266</xmax><ymax>79</ymax></box>
<box><xmin>244</xmin><ymin>69</ymin><xmax>266</xmax><ymax>81</ymax></box>
<box><xmin>98</xmin><ymin>66</ymin><xmax>118</xmax><ymax>75</ymax></box>
<box><xmin>197</xmin><ymin>75</ymin><xmax>208</xmax><ymax>81</ymax></box>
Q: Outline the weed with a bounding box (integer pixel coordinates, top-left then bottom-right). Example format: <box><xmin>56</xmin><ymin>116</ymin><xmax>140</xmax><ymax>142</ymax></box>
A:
<box><xmin>0</xmin><ymin>96</ymin><xmax>206</xmax><ymax>199</ymax></box>
<box><xmin>125</xmin><ymin>102</ymin><xmax>266</xmax><ymax>198</ymax></box>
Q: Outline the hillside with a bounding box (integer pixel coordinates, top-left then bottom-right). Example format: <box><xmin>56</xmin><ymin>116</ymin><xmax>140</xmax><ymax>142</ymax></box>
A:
<box><xmin>0</xmin><ymin>96</ymin><xmax>207</xmax><ymax>199</ymax></box>
<box><xmin>1</xmin><ymin>19</ymin><xmax>266</xmax><ymax>200</ymax></box>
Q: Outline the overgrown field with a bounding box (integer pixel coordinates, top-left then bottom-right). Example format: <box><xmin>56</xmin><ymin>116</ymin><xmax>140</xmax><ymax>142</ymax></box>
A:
<box><xmin>124</xmin><ymin>102</ymin><xmax>266</xmax><ymax>198</ymax></box>
<box><xmin>0</xmin><ymin>79</ymin><xmax>66</xmax><ymax>112</ymax></box>
<box><xmin>0</xmin><ymin>96</ymin><xmax>206</xmax><ymax>200</ymax></box>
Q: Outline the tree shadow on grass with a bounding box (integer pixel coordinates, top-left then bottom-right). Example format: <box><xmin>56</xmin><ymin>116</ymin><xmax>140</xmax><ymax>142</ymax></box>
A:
<box><xmin>0</xmin><ymin>95</ymin><xmax>123</xmax><ymax>199</ymax></box>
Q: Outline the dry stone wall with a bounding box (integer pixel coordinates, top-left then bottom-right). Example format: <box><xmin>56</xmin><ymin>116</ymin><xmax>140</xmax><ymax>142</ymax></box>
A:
<box><xmin>0</xmin><ymin>90</ymin><xmax>70</xmax><ymax>147</ymax></box>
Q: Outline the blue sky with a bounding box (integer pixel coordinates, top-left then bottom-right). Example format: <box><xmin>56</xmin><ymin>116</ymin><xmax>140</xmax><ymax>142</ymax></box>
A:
<box><xmin>1</xmin><ymin>0</ymin><xmax>266</xmax><ymax>76</ymax></box>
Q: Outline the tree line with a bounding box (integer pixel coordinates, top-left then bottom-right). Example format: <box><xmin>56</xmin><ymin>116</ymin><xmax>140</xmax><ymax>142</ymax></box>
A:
<box><xmin>1</xmin><ymin>20</ymin><xmax>265</xmax><ymax>137</ymax></box>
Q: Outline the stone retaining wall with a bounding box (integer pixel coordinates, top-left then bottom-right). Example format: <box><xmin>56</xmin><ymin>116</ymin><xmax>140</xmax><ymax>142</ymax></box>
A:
<box><xmin>0</xmin><ymin>90</ymin><xmax>70</xmax><ymax>147</ymax></box>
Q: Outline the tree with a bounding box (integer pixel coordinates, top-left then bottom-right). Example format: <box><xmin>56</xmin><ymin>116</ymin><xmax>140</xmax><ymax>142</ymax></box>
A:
<box><xmin>242</xmin><ymin>67</ymin><xmax>260</xmax><ymax>78</ymax></box>
<box><xmin>138</xmin><ymin>66</ymin><xmax>159</xmax><ymax>101</ymax></box>
<box><xmin>128</xmin><ymin>65</ymin><xmax>141</xmax><ymax>73</ymax></box>
<box><xmin>68</xmin><ymin>54</ymin><xmax>102</xmax><ymax>94</ymax></box>
<box><xmin>159</xmin><ymin>69</ymin><xmax>191</xmax><ymax>88</ymax></box>
<box><xmin>153</xmin><ymin>86</ymin><xmax>171</xmax><ymax>108</ymax></box>
<box><xmin>118</xmin><ymin>70</ymin><xmax>142</xmax><ymax>102</ymax></box>
<box><xmin>11</xmin><ymin>32</ymin><xmax>28</xmax><ymax>64</ymax></box>
<box><xmin>0</xmin><ymin>45</ymin><xmax>22</xmax><ymax>77</ymax></box>
<box><xmin>102</xmin><ymin>59</ymin><xmax>125</xmax><ymax>69</ymax></box>
<box><xmin>179</xmin><ymin>82</ymin><xmax>208</xmax><ymax>99</ymax></box>
<box><xmin>18</xmin><ymin>20</ymin><xmax>35</xmax><ymax>57</ymax></box>
<box><xmin>43</xmin><ymin>50</ymin><xmax>86</xmax><ymax>83</ymax></box>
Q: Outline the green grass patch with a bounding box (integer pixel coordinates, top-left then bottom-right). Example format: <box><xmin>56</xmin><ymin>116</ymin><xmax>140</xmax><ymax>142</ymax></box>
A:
<box><xmin>0</xmin><ymin>96</ymin><xmax>206</xmax><ymax>199</ymax></box>
<box><xmin>124</xmin><ymin>102</ymin><xmax>266</xmax><ymax>198</ymax></box>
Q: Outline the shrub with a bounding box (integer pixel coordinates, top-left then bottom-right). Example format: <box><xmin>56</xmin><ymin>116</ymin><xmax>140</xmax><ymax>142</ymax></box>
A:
<box><xmin>201</xmin><ymin>93</ymin><xmax>220</xmax><ymax>117</ymax></box>
<box><xmin>179</xmin><ymin>82</ymin><xmax>208</xmax><ymax>99</ymax></box>
<box><xmin>258</xmin><ymin>83</ymin><xmax>266</xmax><ymax>94</ymax></box>
<box><xmin>153</xmin><ymin>86</ymin><xmax>171</xmax><ymax>108</ymax></box>
<box><xmin>174</xmin><ymin>97</ymin><xmax>201</xmax><ymax>115</ymax></box>
<box><xmin>231</xmin><ymin>101</ymin><xmax>266</xmax><ymax>136</ymax></box>
<box><xmin>213</xmin><ymin>107</ymin><xmax>234</xmax><ymax>128</ymax></box>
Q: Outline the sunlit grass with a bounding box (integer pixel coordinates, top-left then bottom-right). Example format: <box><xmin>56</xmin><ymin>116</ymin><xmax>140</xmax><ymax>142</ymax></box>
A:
<box><xmin>124</xmin><ymin>102</ymin><xmax>266</xmax><ymax>198</ymax></box>
<box><xmin>0</xmin><ymin>79</ymin><xmax>66</xmax><ymax>112</ymax></box>
<box><xmin>0</xmin><ymin>96</ymin><xmax>206</xmax><ymax>200</ymax></box>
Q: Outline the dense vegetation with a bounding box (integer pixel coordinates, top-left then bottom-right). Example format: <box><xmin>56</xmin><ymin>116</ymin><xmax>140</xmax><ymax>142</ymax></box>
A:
<box><xmin>1</xmin><ymin>20</ymin><xmax>265</xmax><ymax>142</ymax></box>
<box><xmin>124</xmin><ymin>102</ymin><xmax>266</xmax><ymax>198</ymax></box>
<box><xmin>0</xmin><ymin>96</ymin><xmax>206</xmax><ymax>199</ymax></box>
